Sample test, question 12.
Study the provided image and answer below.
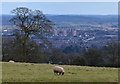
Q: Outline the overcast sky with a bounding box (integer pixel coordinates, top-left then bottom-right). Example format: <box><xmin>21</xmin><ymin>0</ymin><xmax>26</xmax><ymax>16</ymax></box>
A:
<box><xmin>2</xmin><ymin>2</ymin><xmax>118</xmax><ymax>15</ymax></box>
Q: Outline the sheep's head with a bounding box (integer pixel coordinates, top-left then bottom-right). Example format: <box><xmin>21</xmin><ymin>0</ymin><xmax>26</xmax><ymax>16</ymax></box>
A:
<box><xmin>62</xmin><ymin>72</ymin><xmax>64</xmax><ymax>75</ymax></box>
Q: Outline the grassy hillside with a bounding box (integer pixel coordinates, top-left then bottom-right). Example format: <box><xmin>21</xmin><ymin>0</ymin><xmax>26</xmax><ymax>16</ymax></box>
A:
<box><xmin>2</xmin><ymin>62</ymin><xmax>118</xmax><ymax>82</ymax></box>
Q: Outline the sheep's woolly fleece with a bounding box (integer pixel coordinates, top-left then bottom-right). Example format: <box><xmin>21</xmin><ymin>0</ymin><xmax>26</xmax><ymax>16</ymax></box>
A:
<box><xmin>53</xmin><ymin>66</ymin><xmax>65</xmax><ymax>73</ymax></box>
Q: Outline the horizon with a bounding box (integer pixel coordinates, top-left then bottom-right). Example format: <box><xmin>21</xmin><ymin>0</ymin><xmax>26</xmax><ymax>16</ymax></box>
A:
<box><xmin>0</xmin><ymin>14</ymin><xmax>118</xmax><ymax>16</ymax></box>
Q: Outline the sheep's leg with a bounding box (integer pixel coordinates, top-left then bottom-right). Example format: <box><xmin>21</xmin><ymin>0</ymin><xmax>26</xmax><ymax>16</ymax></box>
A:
<box><xmin>54</xmin><ymin>71</ymin><xmax>59</xmax><ymax>75</ymax></box>
<box><xmin>55</xmin><ymin>72</ymin><xmax>59</xmax><ymax>75</ymax></box>
<box><xmin>59</xmin><ymin>72</ymin><xmax>61</xmax><ymax>75</ymax></box>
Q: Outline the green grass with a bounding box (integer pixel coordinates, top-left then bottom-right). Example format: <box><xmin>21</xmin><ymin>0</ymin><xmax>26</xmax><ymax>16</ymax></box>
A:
<box><xmin>2</xmin><ymin>62</ymin><xmax>118</xmax><ymax>82</ymax></box>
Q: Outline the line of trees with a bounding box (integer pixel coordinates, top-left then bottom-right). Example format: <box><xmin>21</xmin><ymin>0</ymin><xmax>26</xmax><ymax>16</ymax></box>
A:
<box><xmin>2</xmin><ymin>35</ymin><xmax>119</xmax><ymax>67</ymax></box>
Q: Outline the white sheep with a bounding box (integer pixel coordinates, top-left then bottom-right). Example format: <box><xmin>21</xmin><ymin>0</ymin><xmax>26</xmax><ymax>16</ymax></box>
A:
<box><xmin>53</xmin><ymin>66</ymin><xmax>65</xmax><ymax>75</ymax></box>
<box><xmin>9</xmin><ymin>60</ymin><xmax>15</xmax><ymax>63</ymax></box>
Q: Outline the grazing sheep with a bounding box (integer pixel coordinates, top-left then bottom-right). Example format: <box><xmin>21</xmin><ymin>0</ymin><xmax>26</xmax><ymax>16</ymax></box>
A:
<box><xmin>9</xmin><ymin>60</ymin><xmax>15</xmax><ymax>63</ymax></box>
<box><xmin>53</xmin><ymin>66</ymin><xmax>65</xmax><ymax>75</ymax></box>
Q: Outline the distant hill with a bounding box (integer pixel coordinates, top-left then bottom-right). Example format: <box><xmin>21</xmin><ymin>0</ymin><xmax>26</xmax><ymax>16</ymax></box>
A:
<box><xmin>1</xmin><ymin>14</ymin><xmax>118</xmax><ymax>26</ymax></box>
<box><xmin>47</xmin><ymin>15</ymin><xmax>118</xmax><ymax>24</ymax></box>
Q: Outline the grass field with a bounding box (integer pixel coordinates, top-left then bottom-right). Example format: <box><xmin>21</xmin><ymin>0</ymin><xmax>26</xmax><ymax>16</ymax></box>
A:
<box><xmin>2</xmin><ymin>62</ymin><xmax>118</xmax><ymax>82</ymax></box>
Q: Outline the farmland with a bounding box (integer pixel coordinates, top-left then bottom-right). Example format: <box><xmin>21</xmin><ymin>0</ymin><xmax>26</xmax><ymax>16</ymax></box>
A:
<box><xmin>2</xmin><ymin>62</ymin><xmax>118</xmax><ymax>82</ymax></box>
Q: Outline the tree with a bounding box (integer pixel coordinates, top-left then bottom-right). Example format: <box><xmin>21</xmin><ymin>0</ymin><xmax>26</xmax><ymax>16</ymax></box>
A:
<box><xmin>105</xmin><ymin>41</ymin><xmax>118</xmax><ymax>66</ymax></box>
<box><xmin>84</xmin><ymin>48</ymin><xmax>103</xmax><ymax>66</ymax></box>
<box><xmin>72</xmin><ymin>56</ymin><xmax>86</xmax><ymax>66</ymax></box>
<box><xmin>50</xmin><ymin>48</ymin><xmax>65</xmax><ymax>64</ymax></box>
<box><xmin>10</xmin><ymin>7</ymin><xmax>53</xmax><ymax>62</ymax></box>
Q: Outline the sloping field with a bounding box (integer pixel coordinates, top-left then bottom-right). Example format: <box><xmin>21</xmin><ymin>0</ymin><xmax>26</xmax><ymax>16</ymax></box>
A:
<box><xmin>2</xmin><ymin>62</ymin><xmax>118</xmax><ymax>82</ymax></box>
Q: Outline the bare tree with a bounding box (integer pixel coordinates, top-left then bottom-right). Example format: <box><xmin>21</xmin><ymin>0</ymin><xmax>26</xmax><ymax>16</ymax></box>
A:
<box><xmin>106</xmin><ymin>41</ymin><xmax>118</xmax><ymax>66</ymax></box>
<box><xmin>10</xmin><ymin>7</ymin><xmax>53</xmax><ymax>62</ymax></box>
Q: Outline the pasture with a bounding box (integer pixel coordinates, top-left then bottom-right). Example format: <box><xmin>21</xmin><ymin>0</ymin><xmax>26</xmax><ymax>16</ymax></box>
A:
<box><xmin>2</xmin><ymin>62</ymin><xmax>118</xmax><ymax>82</ymax></box>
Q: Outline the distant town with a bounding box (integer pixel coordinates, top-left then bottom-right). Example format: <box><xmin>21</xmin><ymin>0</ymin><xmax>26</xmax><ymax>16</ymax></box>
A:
<box><xmin>2</xmin><ymin>21</ymin><xmax>118</xmax><ymax>50</ymax></box>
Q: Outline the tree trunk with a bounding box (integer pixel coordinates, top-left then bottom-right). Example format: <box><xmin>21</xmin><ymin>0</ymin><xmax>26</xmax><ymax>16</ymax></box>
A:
<box><xmin>22</xmin><ymin>33</ymin><xmax>29</xmax><ymax>62</ymax></box>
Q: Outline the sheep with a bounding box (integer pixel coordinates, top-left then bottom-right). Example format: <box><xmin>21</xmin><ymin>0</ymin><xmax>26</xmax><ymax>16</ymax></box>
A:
<box><xmin>53</xmin><ymin>66</ymin><xmax>65</xmax><ymax>75</ymax></box>
<box><xmin>9</xmin><ymin>60</ymin><xmax>15</xmax><ymax>63</ymax></box>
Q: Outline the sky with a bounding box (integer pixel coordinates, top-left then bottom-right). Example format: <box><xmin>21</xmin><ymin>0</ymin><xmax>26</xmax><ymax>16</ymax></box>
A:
<box><xmin>1</xmin><ymin>2</ymin><xmax>118</xmax><ymax>15</ymax></box>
